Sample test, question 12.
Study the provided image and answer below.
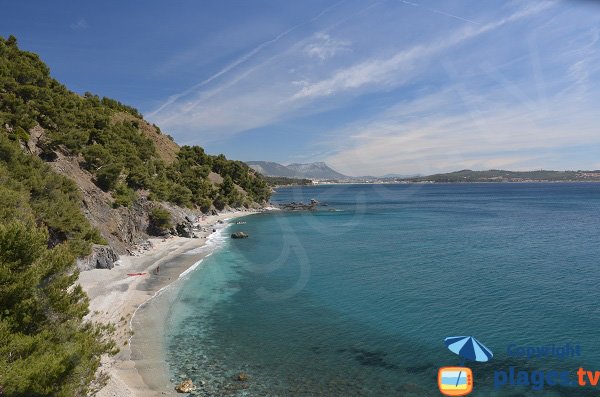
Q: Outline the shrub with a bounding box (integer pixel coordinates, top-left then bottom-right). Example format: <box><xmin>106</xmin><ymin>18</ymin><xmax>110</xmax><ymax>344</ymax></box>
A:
<box><xmin>112</xmin><ymin>183</ymin><xmax>136</xmax><ymax>208</ymax></box>
<box><xmin>95</xmin><ymin>163</ymin><xmax>121</xmax><ymax>191</ymax></box>
<box><xmin>168</xmin><ymin>183</ymin><xmax>192</xmax><ymax>207</ymax></box>
<box><xmin>149</xmin><ymin>207</ymin><xmax>172</xmax><ymax>231</ymax></box>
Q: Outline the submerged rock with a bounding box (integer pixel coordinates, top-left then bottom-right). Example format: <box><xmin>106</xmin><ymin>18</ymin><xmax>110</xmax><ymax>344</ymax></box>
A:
<box><xmin>175</xmin><ymin>379</ymin><xmax>195</xmax><ymax>393</ymax></box>
<box><xmin>231</xmin><ymin>231</ymin><xmax>249</xmax><ymax>239</ymax></box>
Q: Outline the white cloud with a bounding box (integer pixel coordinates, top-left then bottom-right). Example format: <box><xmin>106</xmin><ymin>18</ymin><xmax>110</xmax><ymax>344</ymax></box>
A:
<box><xmin>324</xmin><ymin>85</ymin><xmax>600</xmax><ymax>176</ymax></box>
<box><xmin>292</xmin><ymin>1</ymin><xmax>556</xmax><ymax>100</ymax></box>
<box><xmin>565</xmin><ymin>27</ymin><xmax>600</xmax><ymax>98</ymax></box>
<box><xmin>303</xmin><ymin>32</ymin><xmax>351</xmax><ymax>60</ymax></box>
<box><xmin>146</xmin><ymin>0</ymin><xmax>593</xmax><ymax>176</ymax></box>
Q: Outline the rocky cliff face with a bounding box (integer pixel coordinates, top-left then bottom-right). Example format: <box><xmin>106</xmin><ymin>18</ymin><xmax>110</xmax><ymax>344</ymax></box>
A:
<box><xmin>23</xmin><ymin>126</ymin><xmax>251</xmax><ymax>271</ymax></box>
<box><xmin>77</xmin><ymin>244</ymin><xmax>120</xmax><ymax>270</ymax></box>
<box><xmin>36</xmin><ymin>142</ymin><xmax>200</xmax><ymax>270</ymax></box>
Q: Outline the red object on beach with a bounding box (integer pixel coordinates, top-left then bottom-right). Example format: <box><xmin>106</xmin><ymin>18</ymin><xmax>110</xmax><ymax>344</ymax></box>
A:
<box><xmin>127</xmin><ymin>272</ymin><xmax>147</xmax><ymax>276</ymax></box>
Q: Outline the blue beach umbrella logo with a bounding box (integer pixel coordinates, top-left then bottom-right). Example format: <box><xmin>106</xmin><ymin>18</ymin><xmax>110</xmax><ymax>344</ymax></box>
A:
<box><xmin>438</xmin><ymin>336</ymin><xmax>493</xmax><ymax>396</ymax></box>
<box><xmin>444</xmin><ymin>336</ymin><xmax>493</xmax><ymax>363</ymax></box>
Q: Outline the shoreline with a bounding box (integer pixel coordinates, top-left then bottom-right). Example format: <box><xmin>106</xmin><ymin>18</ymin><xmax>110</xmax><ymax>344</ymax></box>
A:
<box><xmin>78</xmin><ymin>209</ymin><xmax>260</xmax><ymax>397</ymax></box>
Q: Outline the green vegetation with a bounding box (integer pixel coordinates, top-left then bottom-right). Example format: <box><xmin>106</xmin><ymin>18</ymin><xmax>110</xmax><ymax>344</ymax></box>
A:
<box><xmin>0</xmin><ymin>35</ymin><xmax>272</xmax><ymax>396</ymax></box>
<box><xmin>0</xmin><ymin>134</ymin><xmax>105</xmax><ymax>257</ymax></box>
<box><xmin>263</xmin><ymin>176</ymin><xmax>313</xmax><ymax>186</ymax></box>
<box><xmin>0</xmin><ymin>35</ymin><xmax>270</xmax><ymax>212</ymax></box>
<box><xmin>0</xmin><ymin>132</ymin><xmax>115</xmax><ymax>395</ymax></box>
<box><xmin>149</xmin><ymin>207</ymin><xmax>172</xmax><ymax>232</ymax></box>
<box><xmin>0</xmin><ymin>222</ymin><xmax>117</xmax><ymax>396</ymax></box>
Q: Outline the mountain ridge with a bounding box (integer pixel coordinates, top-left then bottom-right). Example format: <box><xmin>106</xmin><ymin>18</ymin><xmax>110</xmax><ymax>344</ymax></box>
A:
<box><xmin>246</xmin><ymin>160</ymin><xmax>348</xmax><ymax>179</ymax></box>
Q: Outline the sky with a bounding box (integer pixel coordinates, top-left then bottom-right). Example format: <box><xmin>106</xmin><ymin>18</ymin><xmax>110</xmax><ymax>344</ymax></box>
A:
<box><xmin>2</xmin><ymin>0</ymin><xmax>600</xmax><ymax>176</ymax></box>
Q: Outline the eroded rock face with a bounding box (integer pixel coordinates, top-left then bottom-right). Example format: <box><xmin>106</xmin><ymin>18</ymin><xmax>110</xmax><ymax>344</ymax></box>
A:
<box><xmin>77</xmin><ymin>244</ymin><xmax>119</xmax><ymax>271</ymax></box>
<box><xmin>26</xmin><ymin>125</ymin><xmax>46</xmax><ymax>155</ymax></box>
<box><xmin>175</xmin><ymin>379</ymin><xmax>195</xmax><ymax>393</ymax></box>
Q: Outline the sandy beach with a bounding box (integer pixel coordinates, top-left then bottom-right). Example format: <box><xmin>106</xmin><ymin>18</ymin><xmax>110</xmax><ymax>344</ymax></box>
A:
<box><xmin>78</xmin><ymin>210</ymin><xmax>259</xmax><ymax>397</ymax></box>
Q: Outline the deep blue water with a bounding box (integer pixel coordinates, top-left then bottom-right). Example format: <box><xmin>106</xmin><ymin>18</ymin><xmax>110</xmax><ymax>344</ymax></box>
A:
<box><xmin>164</xmin><ymin>183</ymin><xmax>600</xmax><ymax>396</ymax></box>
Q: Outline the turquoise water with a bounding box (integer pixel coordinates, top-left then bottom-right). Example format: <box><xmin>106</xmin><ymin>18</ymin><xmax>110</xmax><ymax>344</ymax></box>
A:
<box><xmin>165</xmin><ymin>183</ymin><xmax>600</xmax><ymax>396</ymax></box>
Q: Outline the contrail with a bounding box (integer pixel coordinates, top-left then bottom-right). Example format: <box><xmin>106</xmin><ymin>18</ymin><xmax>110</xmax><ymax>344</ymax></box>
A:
<box><xmin>148</xmin><ymin>0</ymin><xmax>346</xmax><ymax>118</ymax></box>
<box><xmin>398</xmin><ymin>0</ymin><xmax>480</xmax><ymax>25</ymax></box>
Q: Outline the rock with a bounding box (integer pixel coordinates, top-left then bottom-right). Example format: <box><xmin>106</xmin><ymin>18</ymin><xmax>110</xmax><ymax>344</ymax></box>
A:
<box><xmin>26</xmin><ymin>125</ymin><xmax>46</xmax><ymax>155</ymax></box>
<box><xmin>77</xmin><ymin>244</ymin><xmax>120</xmax><ymax>271</ymax></box>
<box><xmin>176</xmin><ymin>223</ymin><xmax>193</xmax><ymax>238</ymax></box>
<box><xmin>235</xmin><ymin>372</ymin><xmax>250</xmax><ymax>382</ymax></box>
<box><xmin>231</xmin><ymin>231</ymin><xmax>249</xmax><ymax>239</ymax></box>
<box><xmin>175</xmin><ymin>379</ymin><xmax>195</xmax><ymax>393</ymax></box>
<box><xmin>280</xmin><ymin>200</ymin><xmax>319</xmax><ymax>211</ymax></box>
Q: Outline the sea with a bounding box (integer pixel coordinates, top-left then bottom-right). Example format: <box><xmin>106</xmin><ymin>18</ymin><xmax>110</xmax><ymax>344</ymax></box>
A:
<box><xmin>161</xmin><ymin>183</ymin><xmax>600</xmax><ymax>396</ymax></box>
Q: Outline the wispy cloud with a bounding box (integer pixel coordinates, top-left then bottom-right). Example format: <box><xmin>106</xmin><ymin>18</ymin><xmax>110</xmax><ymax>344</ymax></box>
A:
<box><xmin>292</xmin><ymin>1</ymin><xmax>555</xmax><ymax>100</ymax></box>
<box><xmin>70</xmin><ymin>18</ymin><xmax>89</xmax><ymax>31</ymax></box>
<box><xmin>147</xmin><ymin>1</ymin><xmax>346</xmax><ymax>119</ymax></box>
<box><xmin>397</xmin><ymin>0</ymin><xmax>481</xmax><ymax>25</ymax></box>
<box><xmin>303</xmin><ymin>32</ymin><xmax>351</xmax><ymax>60</ymax></box>
<box><xmin>151</xmin><ymin>1</ymin><xmax>553</xmax><ymax>142</ymax></box>
<box><xmin>145</xmin><ymin>0</ymin><xmax>600</xmax><ymax>174</ymax></box>
<box><xmin>565</xmin><ymin>27</ymin><xmax>600</xmax><ymax>98</ymax></box>
<box><xmin>325</xmin><ymin>75</ymin><xmax>600</xmax><ymax>176</ymax></box>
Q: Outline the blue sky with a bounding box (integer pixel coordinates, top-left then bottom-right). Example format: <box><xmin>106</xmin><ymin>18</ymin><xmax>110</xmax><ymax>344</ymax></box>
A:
<box><xmin>2</xmin><ymin>0</ymin><xmax>600</xmax><ymax>176</ymax></box>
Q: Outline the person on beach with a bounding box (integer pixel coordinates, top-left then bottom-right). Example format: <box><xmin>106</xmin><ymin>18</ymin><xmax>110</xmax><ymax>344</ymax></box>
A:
<box><xmin>155</xmin><ymin>266</ymin><xmax>160</xmax><ymax>275</ymax></box>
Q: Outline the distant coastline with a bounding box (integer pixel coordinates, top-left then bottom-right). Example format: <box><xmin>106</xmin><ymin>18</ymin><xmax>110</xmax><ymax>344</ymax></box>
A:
<box><xmin>274</xmin><ymin>180</ymin><xmax>600</xmax><ymax>188</ymax></box>
<box><xmin>253</xmin><ymin>165</ymin><xmax>600</xmax><ymax>186</ymax></box>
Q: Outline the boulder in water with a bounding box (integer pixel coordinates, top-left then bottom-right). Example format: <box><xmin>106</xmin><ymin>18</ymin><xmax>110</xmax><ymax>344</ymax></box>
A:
<box><xmin>231</xmin><ymin>231</ymin><xmax>249</xmax><ymax>239</ymax></box>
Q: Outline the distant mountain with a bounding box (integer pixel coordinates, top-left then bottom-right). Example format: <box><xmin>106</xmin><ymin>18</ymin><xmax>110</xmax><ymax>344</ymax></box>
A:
<box><xmin>246</xmin><ymin>161</ymin><xmax>348</xmax><ymax>180</ymax></box>
<box><xmin>286</xmin><ymin>162</ymin><xmax>348</xmax><ymax>179</ymax></box>
<box><xmin>245</xmin><ymin>161</ymin><xmax>297</xmax><ymax>178</ymax></box>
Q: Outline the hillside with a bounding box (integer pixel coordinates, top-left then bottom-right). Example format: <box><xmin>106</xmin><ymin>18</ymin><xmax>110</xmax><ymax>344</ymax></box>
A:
<box><xmin>0</xmin><ymin>35</ymin><xmax>270</xmax><ymax>396</ymax></box>
<box><xmin>403</xmin><ymin>169</ymin><xmax>600</xmax><ymax>183</ymax></box>
<box><xmin>0</xmin><ymin>35</ymin><xmax>271</xmax><ymax>254</ymax></box>
<box><xmin>246</xmin><ymin>160</ymin><xmax>348</xmax><ymax>179</ymax></box>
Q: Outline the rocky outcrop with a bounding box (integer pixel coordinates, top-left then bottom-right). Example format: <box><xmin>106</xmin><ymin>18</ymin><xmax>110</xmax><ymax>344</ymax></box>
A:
<box><xmin>77</xmin><ymin>244</ymin><xmax>119</xmax><ymax>271</ymax></box>
<box><xmin>26</xmin><ymin>125</ymin><xmax>45</xmax><ymax>155</ymax></box>
<box><xmin>175</xmin><ymin>379</ymin><xmax>195</xmax><ymax>393</ymax></box>
<box><xmin>280</xmin><ymin>199</ymin><xmax>319</xmax><ymax>211</ymax></box>
<box><xmin>49</xmin><ymin>153</ymin><xmax>203</xmax><ymax>260</ymax></box>
<box><xmin>175</xmin><ymin>222</ymin><xmax>193</xmax><ymax>238</ymax></box>
<box><xmin>231</xmin><ymin>231</ymin><xmax>249</xmax><ymax>239</ymax></box>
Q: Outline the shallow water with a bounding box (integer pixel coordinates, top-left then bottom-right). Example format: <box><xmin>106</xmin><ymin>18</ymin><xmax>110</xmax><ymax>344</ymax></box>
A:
<box><xmin>164</xmin><ymin>183</ymin><xmax>600</xmax><ymax>396</ymax></box>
